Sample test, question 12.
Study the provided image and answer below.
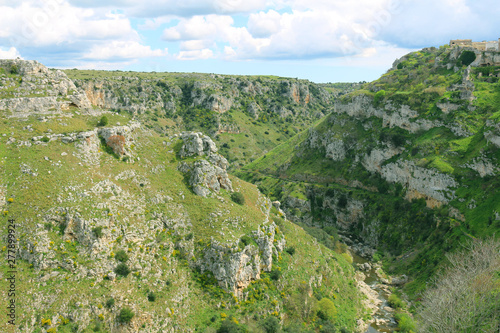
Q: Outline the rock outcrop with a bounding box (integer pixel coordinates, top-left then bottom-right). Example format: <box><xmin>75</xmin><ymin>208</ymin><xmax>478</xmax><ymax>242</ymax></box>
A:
<box><xmin>0</xmin><ymin>59</ymin><xmax>91</xmax><ymax>117</ymax></box>
<box><xmin>178</xmin><ymin>132</ymin><xmax>233</xmax><ymax>196</ymax></box>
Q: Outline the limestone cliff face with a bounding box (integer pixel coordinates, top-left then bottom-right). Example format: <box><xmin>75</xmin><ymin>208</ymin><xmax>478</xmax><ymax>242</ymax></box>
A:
<box><xmin>178</xmin><ymin>132</ymin><xmax>233</xmax><ymax>197</ymax></box>
<box><xmin>335</xmin><ymin>95</ymin><xmax>440</xmax><ymax>134</ymax></box>
<box><xmin>199</xmin><ymin>215</ymin><xmax>285</xmax><ymax>297</ymax></box>
<box><xmin>0</xmin><ymin>59</ymin><xmax>91</xmax><ymax>117</ymax></box>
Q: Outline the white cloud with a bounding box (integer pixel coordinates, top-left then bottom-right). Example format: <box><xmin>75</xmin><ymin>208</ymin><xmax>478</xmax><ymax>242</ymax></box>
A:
<box><xmin>83</xmin><ymin>41</ymin><xmax>167</xmax><ymax>59</ymax></box>
<box><xmin>162</xmin><ymin>15</ymin><xmax>234</xmax><ymax>41</ymax></box>
<box><xmin>176</xmin><ymin>48</ymin><xmax>214</xmax><ymax>60</ymax></box>
<box><xmin>0</xmin><ymin>1</ymin><xmax>138</xmax><ymax>47</ymax></box>
<box><xmin>247</xmin><ymin>10</ymin><xmax>281</xmax><ymax>38</ymax></box>
<box><xmin>0</xmin><ymin>47</ymin><xmax>23</xmax><ymax>59</ymax></box>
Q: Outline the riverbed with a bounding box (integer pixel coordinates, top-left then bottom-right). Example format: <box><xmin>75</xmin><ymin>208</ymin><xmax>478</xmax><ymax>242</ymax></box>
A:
<box><xmin>351</xmin><ymin>252</ymin><xmax>398</xmax><ymax>333</ymax></box>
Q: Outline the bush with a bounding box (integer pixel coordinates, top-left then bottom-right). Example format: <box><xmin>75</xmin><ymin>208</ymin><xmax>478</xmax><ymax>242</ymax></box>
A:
<box><xmin>114</xmin><ymin>263</ymin><xmax>130</xmax><ymax>277</ymax></box>
<box><xmin>41</xmin><ymin>136</ymin><xmax>50</xmax><ymax>143</ymax></box>
<box><xmin>270</xmin><ymin>269</ymin><xmax>281</xmax><ymax>281</ymax></box>
<box><xmin>394</xmin><ymin>312</ymin><xmax>416</xmax><ymax>332</ymax></box>
<box><xmin>260</xmin><ymin>316</ymin><xmax>280</xmax><ymax>333</ymax></box>
<box><xmin>240</xmin><ymin>235</ymin><xmax>252</xmax><ymax>247</ymax></box>
<box><xmin>459</xmin><ymin>50</ymin><xmax>476</xmax><ymax>66</ymax></box>
<box><xmin>388</xmin><ymin>294</ymin><xmax>405</xmax><ymax>309</ymax></box>
<box><xmin>98</xmin><ymin>116</ymin><xmax>109</xmax><ymax>127</ymax></box>
<box><xmin>115</xmin><ymin>249</ymin><xmax>129</xmax><ymax>263</ymax></box>
<box><xmin>316</xmin><ymin>298</ymin><xmax>337</xmax><ymax>322</ymax></box>
<box><xmin>105</xmin><ymin>298</ymin><xmax>115</xmax><ymax>309</ymax></box>
<box><xmin>231</xmin><ymin>192</ymin><xmax>245</xmax><ymax>205</ymax></box>
<box><xmin>285</xmin><ymin>247</ymin><xmax>296</xmax><ymax>255</ymax></box>
<box><xmin>217</xmin><ymin>318</ymin><xmax>245</xmax><ymax>333</ymax></box>
<box><xmin>118</xmin><ymin>307</ymin><xmax>134</xmax><ymax>323</ymax></box>
<box><xmin>10</xmin><ymin>65</ymin><xmax>18</xmax><ymax>74</ymax></box>
<box><xmin>92</xmin><ymin>226</ymin><xmax>103</xmax><ymax>238</ymax></box>
<box><xmin>106</xmin><ymin>135</ymin><xmax>126</xmax><ymax>156</ymax></box>
<box><xmin>147</xmin><ymin>292</ymin><xmax>156</xmax><ymax>302</ymax></box>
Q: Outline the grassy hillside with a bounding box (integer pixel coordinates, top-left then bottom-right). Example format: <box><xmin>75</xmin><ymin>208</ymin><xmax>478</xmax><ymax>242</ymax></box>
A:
<box><xmin>0</xmin><ymin>61</ymin><xmax>364</xmax><ymax>332</ymax></box>
<box><xmin>237</xmin><ymin>45</ymin><xmax>500</xmax><ymax>297</ymax></box>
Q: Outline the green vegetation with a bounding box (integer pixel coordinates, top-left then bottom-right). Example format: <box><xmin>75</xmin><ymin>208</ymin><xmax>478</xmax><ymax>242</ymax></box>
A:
<box><xmin>115</xmin><ymin>249</ymin><xmax>129</xmax><ymax>262</ymax></box>
<box><xmin>230</xmin><ymin>192</ymin><xmax>245</xmax><ymax>205</ymax></box>
<box><xmin>118</xmin><ymin>307</ymin><xmax>134</xmax><ymax>323</ymax></box>
<box><xmin>458</xmin><ymin>50</ymin><xmax>476</xmax><ymax>66</ymax></box>
<box><xmin>114</xmin><ymin>263</ymin><xmax>130</xmax><ymax>277</ymax></box>
<box><xmin>97</xmin><ymin>115</ymin><xmax>109</xmax><ymax>127</ymax></box>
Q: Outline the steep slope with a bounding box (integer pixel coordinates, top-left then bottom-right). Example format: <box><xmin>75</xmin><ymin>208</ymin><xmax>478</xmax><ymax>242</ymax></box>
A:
<box><xmin>63</xmin><ymin>69</ymin><xmax>338</xmax><ymax>170</ymax></box>
<box><xmin>238</xmin><ymin>44</ymin><xmax>500</xmax><ymax>295</ymax></box>
<box><xmin>0</xmin><ymin>61</ymin><xmax>364</xmax><ymax>333</ymax></box>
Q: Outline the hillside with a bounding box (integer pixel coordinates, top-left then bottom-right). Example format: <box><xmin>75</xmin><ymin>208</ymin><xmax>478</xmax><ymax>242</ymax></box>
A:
<box><xmin>0</xmin><ymin>60</ymin><xmax>364</xmax><ymax>333</ymax></box>
<box><xmin>237</xmin><ymin>44</ymin><xmax>500</xmax><ymax>297</ymax></box>
<box><xmin>63</xmin><ymin>68</ymin><xmax>338</xmax><ymax>170</ymax></box>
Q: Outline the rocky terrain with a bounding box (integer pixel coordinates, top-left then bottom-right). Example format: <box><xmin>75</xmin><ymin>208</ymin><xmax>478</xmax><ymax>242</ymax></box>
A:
<box><xmin>238</xmin><ymin>45</ymin><xmax>500</xmax><ymax>298</ymax></box>
<box><xmin>0</xmin><ymin>60</ymin><xmax>363</xmax><ymax>333</ymax></box>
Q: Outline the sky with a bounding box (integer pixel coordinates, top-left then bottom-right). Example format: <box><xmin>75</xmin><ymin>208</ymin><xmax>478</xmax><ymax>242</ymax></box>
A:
<box><xmin>0</xmin><ymin>0</ymin><xmax>498</xmax><ymax>83</ymax></box>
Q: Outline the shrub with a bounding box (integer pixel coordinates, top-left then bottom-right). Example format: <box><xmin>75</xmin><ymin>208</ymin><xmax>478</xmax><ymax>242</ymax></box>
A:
<box><xmin>92</xmin><ymin>226</ymin><xmax>103</xmax><ymax>238</ymax></box>
<box><xmin>105</xmin><ymin>298</ymin><xmax>115</xmax><ymax>308</ymax></box>
<box><xmin>147</xmin><ymin>292</ymin><xmax>156</xmax><ymax>302</ymax></box>
<box><xmin>10</xmin><ymin>65</ymin><xmax>18</xmax><ymax>74</ymax></box>
<box><xmin>106</xmin><ymin>135</ymin><xmax>126</xmax><ymax>156</ymax></box>
<box><xmin>260</xmin><ymin>316</ymin><xmax>280</xmax><ymax>333</ymax></box>
<box><xmin>41</xmin><ymin>136</ymin><xmax>50</xmax><ymax>143</ymax></box>
<box><xmin>388</xmin><ymin>294</ymin><xmax>405</xmax><ymax>309</ymax></box>
<box><xmin>114</xmin><ymin>263</ymin><xmax>130</xmax><ymax>277</ymax></box>
<box><xmin>459</xmin><ymin>50</ymin><xmax>476</xmax><ymax>66</ymax></box>
<box><xmin>115</xmin><ymin>249</ymin><xmax>129</xmax><ymax>263</ymax></box>
<box><xmin>286</xmin><ymin>247</ymin><xmax>296</xmax><ymax>255</ymax></box>
<box><xmin>394</xmin><ymin>312</ymin><xmax>416</xmax><ymax>332</ymax></box>
<box><xmin>270</xmin><ymin>269</ymin><xmax>281</xmax><ymax>281</ymax></box>
<box><xmin>217</xmin><ymin>318</ymin><xmax>245</xmax><ymax>333</ymax></box>
<box><xmin>231</xmin><ymin>192</ymin><xmax>245</xmax><ymax>205</ymax></box>
<box><xmin>316</xmin><ymin>298</ymin><xmax>337</xmax><ymax>322</ymax></box>
<box><xmin>97</xmin><ymin>116</ymin><xmax>109</xmax><ymax>127</ymax></box>
<box><xmin>118</xmin><ymin>307</ymin><xmax>134</xmax><ymax>323</ymax></box>
<box><xmin>240</xmin><ymin>235</ymin><xmax>252</xmax><ymax>248</ymax></box>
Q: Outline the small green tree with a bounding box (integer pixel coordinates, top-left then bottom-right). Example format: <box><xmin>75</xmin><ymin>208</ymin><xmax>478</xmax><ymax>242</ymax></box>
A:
<box><xmin>118</xmin><ymin>307</ymin><xmax>134</xmax><ymax>323</ymax></box>
<box><xmin>260</xmin><ymin>316</ymin><xmax>280</xmax><ymax>333</ymax></box>
<box><xmin>147</xmin><ymin>292</ymin><xmax>156</xmax><ymax>302</ymax></box>
<box><xmin>92</xmin><ymin>226</ymin><xmax>103</xmax><ymax>238</ymax></box>
<box><xmin>105</xmin><ymin>298</ymin><xmax>115</xmax><ymax>309</ymax></box>
<box><xmin>114</xmin><ymin>263</ymin><xmax>130</xmax><ymax>277</ymax></box>
<box><xmin>115</xmin><ymin>249</ymin><xmax>129</xmax><ymax>263</ymax></box>
<box><xmin>459</xmin><ymin>50</ymin><xmax>476</xmax><ymax>66</ymax></box>
<box><xmin>98</xmin><ymin>116</ymin><xmax>109</xmax><ymax>127</ymax></box>
<box><xmin>231</xmin><ymin>192</ymin><xmax>245</xmax><ymax>205</ymax></box>
<box><xmin>316</xmin><ymin>298</ymin><xmax>337</xmax><ymax>322</ymax></box>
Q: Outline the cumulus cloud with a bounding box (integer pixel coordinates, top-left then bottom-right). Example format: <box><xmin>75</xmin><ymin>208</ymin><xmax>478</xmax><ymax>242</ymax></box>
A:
<box><xmin>176</xmin><ymin>48</ymin><xmax>214</xmax><ymax>60</ymax></box>
<box><xmin>0</xmin><ymin>47</ymin><xmax>23</xmax><ymax>59</ymax></box>
<box><xmin>83</xmin><ymin>41</ymin><xmax>167</xmax><ymax>60</ymax></box>
<box><xmin>0</xmin><ymin>1</ymin><xmax>138</xmax><ymax>48</ymax></box>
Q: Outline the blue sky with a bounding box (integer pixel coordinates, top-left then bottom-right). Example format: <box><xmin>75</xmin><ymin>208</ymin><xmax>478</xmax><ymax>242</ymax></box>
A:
<box><xmin>0</xmin><ymin>0</ymin><xmax>499</xmax><ymax>82</ymax></box>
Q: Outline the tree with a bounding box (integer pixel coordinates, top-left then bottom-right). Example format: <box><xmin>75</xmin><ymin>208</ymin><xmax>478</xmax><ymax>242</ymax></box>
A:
<box><xmin>260</xmin><ymin>316</ymin><xmax>280</xmax><ymax>333</ymax></box>
<box><xmin>114</xmin><ymin>263</ymin><xmax>130</xmax><ymax>277</ymax></box>
<box><xmin>98</xmin><ymin>116</ymin><xmax>108</xmax><ymax>127</ymax></box>
<box><xmin>106</xmin><ymin>135</ymin><xmax>126</xmax><ymax>156</ymax></box>
<box><xmin>316</xmin><ymin>298</ymin><xmax>337</xmax><ymax>322</ymax></box>
<box><xmin>231</xmin><ymin>192</ymin><xmax>245</xmax><ymax>205</ymax></box>
<box><xmin>115</xmin><ymin>249</ymin><xmax>129</xmax><ymax>263</ymax></box>
<box><xmin>458</xmin><ymin>50</ymin><xmax>476</xmax><ymax>66</ymax></box>
<box><xmin>118</xmin><ymin>307</ymin><xmax>134</xmax><ymax>323</ymax></box>
<box><xmin>417</xmin><ymin>238</ymin><xmax>500</xmax><ymax>333</ymax></box>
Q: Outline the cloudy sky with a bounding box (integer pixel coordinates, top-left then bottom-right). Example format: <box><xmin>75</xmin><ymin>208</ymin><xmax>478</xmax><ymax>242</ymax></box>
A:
<box><xmin>0</xmin><ymin>0</ymin><xmax>498</xmax><ymax>82</ymax></box>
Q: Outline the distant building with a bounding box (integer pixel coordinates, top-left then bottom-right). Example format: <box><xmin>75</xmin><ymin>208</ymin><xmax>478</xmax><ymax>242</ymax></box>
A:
<box><xmin>450</xmin><ymin>38</ymin><xmax>500</xmax><ymax>52</ymax></box>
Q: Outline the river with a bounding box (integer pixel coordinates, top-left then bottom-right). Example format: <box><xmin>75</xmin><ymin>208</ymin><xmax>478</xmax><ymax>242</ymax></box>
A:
<box><xmin>351</xmin><ymin>252</ymin><xmax>398</xmax><ymax>333</ymax></box>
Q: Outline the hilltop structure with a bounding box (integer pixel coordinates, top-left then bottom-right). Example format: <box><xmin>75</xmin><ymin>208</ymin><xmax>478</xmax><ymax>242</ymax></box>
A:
<box><xmin>450</xmin><ymin>38</ymin><xmax>500</xmax><ymax>51</ymax></box>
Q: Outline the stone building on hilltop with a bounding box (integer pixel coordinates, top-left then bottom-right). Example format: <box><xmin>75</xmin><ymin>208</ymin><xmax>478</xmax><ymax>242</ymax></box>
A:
<box><xmin>450</xmin><ymin>38</ymin><xmax>500</xmax><ymax>51</ymax></box>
